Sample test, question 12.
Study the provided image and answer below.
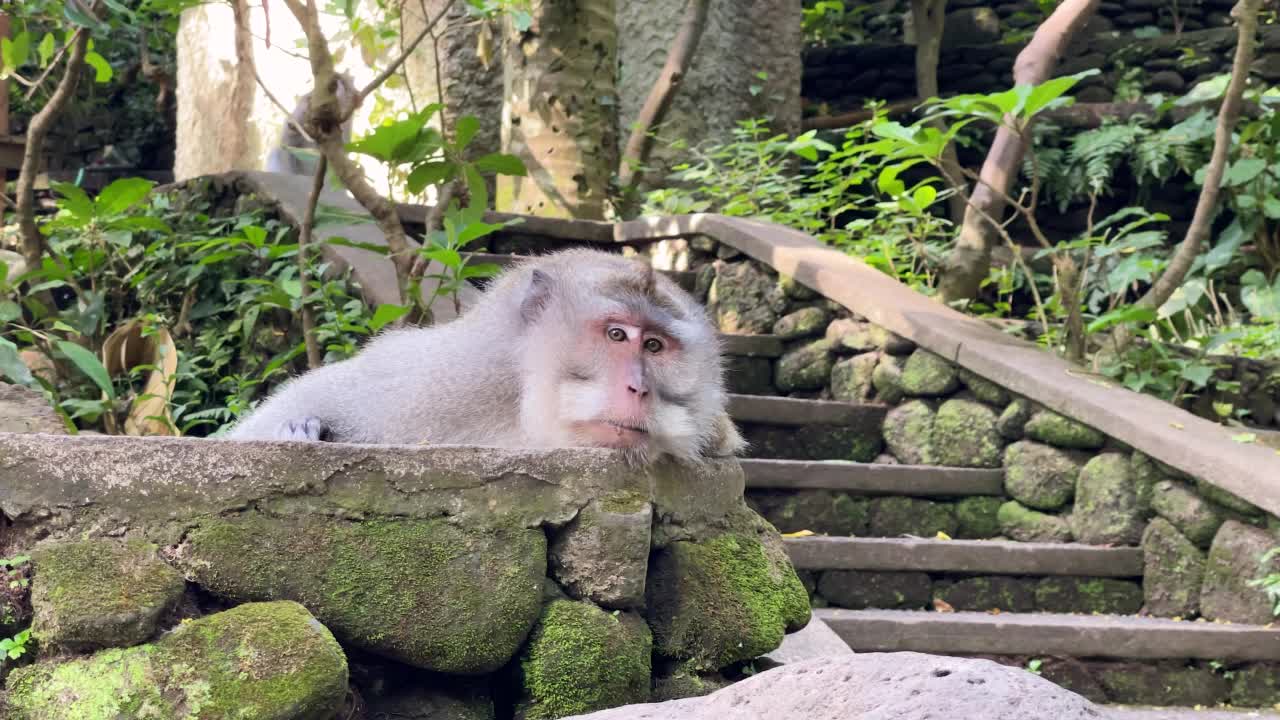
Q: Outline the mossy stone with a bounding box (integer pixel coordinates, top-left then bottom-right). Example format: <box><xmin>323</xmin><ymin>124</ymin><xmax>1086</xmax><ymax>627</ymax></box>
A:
<box><xmin>774</xmin><ymin>339</ymin><xmax>835</xmax><ymax>392</ymax></box>
<box><xmin>708</xmin><ymin>261</ymin><xmax>780</xmax><ymax>334</ymax></box>
<box><xmin>30</xmin><ymin>538</ymin><xmax>185</xmax><ymax>652</ymax></box>
<box><xmin>824</xmin><ymin>318</ymin><xmax>879</xmax><ymax>353</ymax></box>
<box><xmin>518</xmin><ymin>600</ymin><xmax>651</xmax><ymax>719</ymax></box>
<box><xmin>997</xmin><ymin>501</ymin><xmax>1073</xmax><ymax>543</ymax></box>
<box><xmin>1194</xmin><ymin>478</ymin><xmax>1263</xmax><ymax>517</ymax></box>
<box><xmin>1230</xmin><ymin>663</ymin><xmax>1280</xmax><ymax>707</ymax></box>
<box><xmin>741</xmin><ymin>424</ymin><xmax>882</xmax><ymax>462</ymax></box>
<box><xmin>1033</xmin><ymin>577</ymin><xmax>1143</xmax><ymax>614</ymax></box>
<box><xmin>650</xmin><ymin>663</ymin><xmax>729</xmax><ymax>702</ymax></box>
<box><xmin>5</xmin><ymin>601</ymin><xmax>347</xmax><ymax>720</ymax></box>
<box><xmin>930</xmin><ymin>399</ymin><xmax>1002</xmax><ymax>468</ymax></box>
<box><xmin>1128</xmin><ymin>451</ymin><xmax>1167</xmax><ymax>516</ymax></box>
<box><xmin>935</xmin><ymin>576</ymin><xmax>1035</xmax><ymax>612</ymax></box>
<box><xmin>868</xmin><ymin>496</ymin><xmax>958</xmax><ymax>537</ymax></box>
<box><xmin>882</xmin><ymin>400</ymin><xmax>935</xmax><ymax>465</ymax></box>
<box><xmin>954</xmin><ymin>496</ymin><xmax>1004</xmax><ymax>539</ymax></box>
<box><xmin>778</xmin><ymin>274</ymin><xmax>819</xmax><ymax>301</ymax></box>
<box><xmin>181</xmin><ymin>512</ymin><xmax>545</xmax><ymax>673</ymax></box>
<box><xmin>1141</xmin><ymin>517</ymin><xmax>1205</xmax><ymax>618</ymax></box>
<box><xmin>645</xmin><ymin>523</ymin><xmax>810</xmax><ymax>670</ymax></box>
<box><xmin>773</xmin><ymin>307</ymin><xmax>831</xmax><ymax>340</ymax></box>
<box><xmin>1023</xmin><ymin>410</ymin><xmax>1105</xmax><ymax>449</ymax></box>
<box><xmin>899</xmin><ymin>350</ymin><xmax>960</xmax><ymax>396</ymax></box>
<box><xmin>1070</xmin><ymin>453</ymin><xmax>1145</xmax><ymax>546</ymax></box>
<box><xmin>871</xmin><ymin>354</ymin><xmax>908</xmax><ymax>404</ymax></box>
<box><xmin>1200</xmin><ymin>520</ymin><xmax>1280</xmax><ymax>625</ymax></box>
<box><xmin>1002</xmin><ymin>440</ymin><xmax>1083</xmax><ymax>511</ymax></box>
<box><xmin>1150</xmin><ymin>480</ymin><xmax>1225</xmax><ymax>548</ymax></box>
<box><xmin>996</xmin><ymin>398</ymin><xmax>1032</xmax><ymax>440</ymax></box>
<box><xmin>830</xmin><ymin>354</ymin><xmax>878</xmax><ymax>403</ymax></box>
<box><xmin>817</xmin><ymin>570</ymin><xmax>932</xmax><ymax>610</ymax></box>
<box><xmin>1096</xmin><ymin>662</ymin><xmax>1230</xmax><ymax>707</ymax></box>
<box><xmin>745</xmin><ymin>490</ymin><xmax>869</xmax><ymax>537</ymax></box>
<box><xmin>549</xmin><ymin>498</ymin><xmax>652</xmax><ymax>610</ymax></box>
<box><xmin>957</xmin><ymin>368</ymin><xmax>1010</xmax><ymax>406</ymax></box>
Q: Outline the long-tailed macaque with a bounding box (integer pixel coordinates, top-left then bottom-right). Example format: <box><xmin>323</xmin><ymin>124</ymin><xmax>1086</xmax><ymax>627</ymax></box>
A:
<box><xmin>226</xmin><ymin>249</ymin><xmax>746</xmax><ymax>464</ymax></box>
<box><xmin>264</xmin><ymin>72</ymin><xmax>358</xmax><ymax>178</ymax></box>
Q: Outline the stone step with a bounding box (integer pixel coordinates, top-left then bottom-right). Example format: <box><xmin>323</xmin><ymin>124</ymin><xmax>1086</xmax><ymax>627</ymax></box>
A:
<box><xmin>461</xmin><ymin>252</ymin><xmax>699</xmax><ymax>293</ymax></box>
<box><xmin>785</xmin><ymin>536</ymin><xmax>1143</xmax><ymax>578</ymax></box>
<box><xmin>815</xmin><ymin>607</ymin><xmax>1280</xmax><ymax>662</ymax></box>
<box><xmin>743</xmin><ymin>459</ymin><xmax>1004</xmax><ymax>496</ymax></box>
<box><xmin>727</xmin><ymin>394</ymin><xmax>887</xmax><ymax>427</ymax></box>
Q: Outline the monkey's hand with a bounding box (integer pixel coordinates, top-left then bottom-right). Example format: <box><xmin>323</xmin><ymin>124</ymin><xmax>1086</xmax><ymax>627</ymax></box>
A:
<box><xmin>274</xmin><ymin>416</ymin><xmax>328</xmax><ymax>442</ymax></box>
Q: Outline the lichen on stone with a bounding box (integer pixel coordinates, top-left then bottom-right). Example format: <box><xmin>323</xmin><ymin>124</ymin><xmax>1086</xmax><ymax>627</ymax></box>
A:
<box><xmin>518</xmin><ymin>600</ymin><xmax>652</xmax><ymax>719</ymax></box>
<box><xmin>930</xmin><ymin>399</ymin><xmax>1002</xmax><ymax>468</ymax></box>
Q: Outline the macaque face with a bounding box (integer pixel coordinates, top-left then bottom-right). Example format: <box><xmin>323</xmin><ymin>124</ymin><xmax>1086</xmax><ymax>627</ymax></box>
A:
<box><xmin>519</xmin><ymin>267</ymin><xmax>719</xmax><ymax>464</ymax></box>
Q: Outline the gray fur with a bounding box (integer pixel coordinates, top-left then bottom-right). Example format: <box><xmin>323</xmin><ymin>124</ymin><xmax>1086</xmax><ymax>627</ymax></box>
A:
<box><xmin>226</xmin><ymin>249</ymin><xmax>745</xmax><ymax>464</ymax></box>
<box><xmin>264</xmin><ymin>73</ymin><xmax>357</xmax><ymax>179</ymax></box>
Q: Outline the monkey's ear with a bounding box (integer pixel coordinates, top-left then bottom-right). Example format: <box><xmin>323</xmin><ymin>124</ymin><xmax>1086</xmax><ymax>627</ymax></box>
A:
<box><xmin>520</xmin><ymin>269</ymin><xmax>554</xmax><ymax>324</ymax></box>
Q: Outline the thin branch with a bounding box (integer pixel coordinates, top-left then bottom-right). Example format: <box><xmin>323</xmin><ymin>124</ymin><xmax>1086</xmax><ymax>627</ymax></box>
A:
<box><xmin>349</xmin><ymin>0</ymin><xmax>460</xmax><ymax>117</ymax></box>
<box><xmin>17</xmin><ymin>24</ymin><xmax>93</xmax><ymax>268</ymax></box>
<box><xmin>298</xmin><ymin>154</ymin><xmax>326</xmax><ymax>369</ymax></box>
<box><xmin>801</xmin><ymin>98</ymin><xmax>921</xmax><ymax>130</ymax></box>
<box><xmin>251</xmin><ymin>63</ymin><xmax>315</xmax><ymax>144</ymax></box>
<box><xmin>618</xmin><ymin>0</ymin><xmax>710</xmax><ymax>191</ymax></box>
<box><xmin>21</xmin><ymin>28</ymin><xmax>81</xmax><ymax>101</ymax></box>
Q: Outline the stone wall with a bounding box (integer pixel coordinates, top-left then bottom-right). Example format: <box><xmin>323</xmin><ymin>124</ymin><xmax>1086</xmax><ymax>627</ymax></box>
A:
<box><xmin>0</xmin><ymin>435</ymin><xmax>810</xmax><ymax>719</ymax></box>
<box><xmin>804</xmin><ymin>6</ymin><xmax>1273</xmax><ymax>114</ymax></box>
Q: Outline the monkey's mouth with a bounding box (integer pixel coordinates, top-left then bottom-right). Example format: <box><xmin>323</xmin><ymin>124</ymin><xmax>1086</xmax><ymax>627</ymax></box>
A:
<box><xmin>575</xmin><ymin>420</ymin><xmax>650</xmax><ymax>449</ymax></box>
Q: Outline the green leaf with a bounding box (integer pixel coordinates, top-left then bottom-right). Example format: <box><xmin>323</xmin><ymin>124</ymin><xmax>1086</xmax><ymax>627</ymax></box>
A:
<box><xmin>56</xmin><ymin>340</ymin><xmax>115</xmax><ymax>400</ymax></box>
<box><xmin>37</xmin><ymin>33</ymin><xmax>56</xmax><ymax>67</ymax></box>
<box><xmin>511</xmin><ymin>10</ymin><xmax>533</xmax><ymax>32</ymax></box>
<box><xmin>280</xmin><ymin>278</ymin><xmax>303</xmax><ymax>299</ymax></box>
<box><xmin>459</xmin><ymin>262</ymin><xmax>502</xmax><ymax>279</ymax></box>
<box><xmin>1179</xmin><ymin>363</ymin><xmax>1214</xmax><ymax>388</ymax></box>
<box><xmin>0</xmin><ymin>301</ymin><xmax>22</xmax><ymax>323</ymax></box>
<box><xmin>1</xmin><ymin>32</ymin><xmax>31</xmax><ymax>79</ymax></box>
<box><xmin>1232</xmin><ymin>432</ymin><xmax>1258</xmax><ymax>444</ymax></box>
<box><xmin>95</xmin><ymin>177</ymin><xmax>155</xmax><ymax>216</ymax></box>
<box><xmin>368</xmin><ymin>303</ymin><xmax>411</xmax><ymax>332</ymax></box>
<box><xmin>51</xmin><ymin>181</ymin><xmax>96</xmax><ymax>220</ymax></box>
<box><xmin>406</xmin><ymin>161</ymin><xmax>457</xmax><ymax>194</ymax></box>
<box><xmin>1086</xmin><ymin>304</ymin><xmax>1158</xmax><ymax>334</ymax></box>
<box><xmin>64</xmin><ymin>1</ymin><xmax>107</xmax><ymax>30</ymax></box>
<box><xmin>464</xmin><ymin>164</ymin><xmax>488</xmax><ymax>214</ymax></box>
<box><xmin>0</xmin><ymin>339</ymin><xmax>36</xmax><ymax>388</ymax></box>
<box><xmin>912</xmin><ymin>184</ymin><xmax>937</xmax><ymax>209</ymax></box>
<box><xmin>84</xmin><ymin>50</ymin><xmax>114</xmax><ymax>83</ymax></box>
<box><xmin>348</xmin><ymin>108</ymin><xmax>437</xmax><ymax>163</ymax></box>
<box><xmin>1224</xmin><ymin>157</ymin><xmax>1267</xmax><ymax>187</ymax></box>
<box><xmin>1157</xmin><ymin>279</ymin><xmax>1206</xmax><ymax>319</ymax></box>
<box><xmin>454</xmin><ymin>116</ymin><xmax>481</xmax><ymax>151</ymax></box>
<box><xmin>473</xmin><ymin>153</ymin><xmax>527</xmax><ymax>176</ymax></box>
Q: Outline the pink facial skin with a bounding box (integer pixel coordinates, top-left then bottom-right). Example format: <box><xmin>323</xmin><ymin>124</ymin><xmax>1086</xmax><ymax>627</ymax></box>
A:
<box><xmin>571</xmin><ymin>313</ymin><xmax>680</xmax><ymax>451</ymax></box>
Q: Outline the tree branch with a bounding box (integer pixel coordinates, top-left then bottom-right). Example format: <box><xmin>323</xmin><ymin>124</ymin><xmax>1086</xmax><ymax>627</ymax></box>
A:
<box><xmin>17</xmin><ymin>26</ymin><xmax>92</xmax><ymax>269</ymax></box>
<box><xmin>298</xmin><ymin>154</ymin><xmax>326</xmax><ymax>369</ymax></box>
<box><xmin>349</xmin><ymin>0</ymin><xmax>460</xmax><ymax>118</ymax></box>
<box><xmin>801</xmin><ymin>98</ymin><xmax>922</xmax><ymax>130</ymax></box>
<box><xmin>617</xmin><ymin>0</ymin><xmax>709</xmax><ymax>191</ymax></box>
<box><xmin>938</xmin><ymin>0</ymin><xmax>1100</xmax><ymax>303</ymax></box>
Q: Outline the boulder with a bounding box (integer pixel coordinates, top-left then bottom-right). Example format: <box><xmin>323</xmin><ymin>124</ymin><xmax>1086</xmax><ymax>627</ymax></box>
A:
<box><xmin>0</xmin><ymin>384</ymin><xmax>65</xmax><ymax>435</ymax></box>
<box><xmin>1200</xmin><ymin>520</ymin><xmax>1280</xmax><ymax>624</ymax></box>
<box><xmin>551</xmin><ymin>497</ymin><xmax>652</xmax><ymax>609</ymax></box>
<box><xmin>1023</xmin><ymin>410</ymin><xmax>1105</xmax><ymax>449</ymax></box>
<box><xmin>1070</xmin><ymin>453</ymin><xmax>1145</xmax><ymax>546</ymax></box>
<box><xmin>1033</xmin><ymin>577</ymin><xmax>1143</xmax><ymax>614</ymax></box>
<box><xmin>899</xmin><ymin>350</ymin><xmax>960</xmax><ymax>397</ymax></box>
<box><xmin>996</xmin><ymin>398</ymin><xmax>1033</xmax><ymax>440</ymax></box>
<box><xmin>830</xmin><ymin>353</ymin><xmax>878</xmax><ymax>403</ymax></box>
<box><xmin>869</xmin><ymin>497</ymin><xmax>959</xmax><ymax>537</ymax></box>
<box><xmin>746</xmin><ymin>490</ymin><xmax>869</xmax><ymax>537</ymax></box>
<box><xmin>518</xmin><ymin>600</ymin><xmax>652</xmax><ymax>719</ymax></box>
<box><xmin>1141</xmin><ymin>518</ymin><xmax>1205</xmax><ymax>618</ymax></box>
<box><xmin>953</xmin><ymin>496</ymin><xmax>1004</xmax><ymax>539</ymax></box>
<box><xmin>1150</xmin><ymin>479</ymin><xmax>1225</xmax><ymax>548</ymax></box>
<box><xmin>882</xmin><ymin>400</ymin><xmax>935</xmax><ymax>465</ymax></box>
<box><xmin>824</xmin><ymin>318</ymin><xmax>879</xmax><ymax>353</ymax></box>
<box><xmin>778</xmin><ymin>274</ymin><xmax>819</xmax><ymax>301</ymax></box>
<box><xmin>645</xmin><ymin>517</ymin><xmax>810</xmax><ymax>670</ymax></box>
<box><xmin>773</xmin><ymin>307</ymin><xmax>831</xmax><ymax>340</ymax></box>
<box><xmin>1003</xmin><ymin>441</ymin><xmax>1084</xmax><ymax>511</ymax></box>
<box><xmin>817</xmin><ymin>570</ymin><xmax>932</xmax><ymax>610</ymax></box>
<box><xmin>871</xmin><ymin>354</ymin><xmax>908</xmax><ymax>404</ymax></box>
<box><xmin>935</xmin><ymin>576</ymin><xmax>1036</xmax><ymax>612</ymax></box>
<box><xmin>775</xmin><ymin>339</ymin><xmax>835</xmax><ymax>392</ymax></box>
<box><xmin>562</xmin><ymin>652</ymin><xmax>1104</xmax><ymax>720</ymax></box>
<box><xmin>930</xmin><ymin>399</ymin><xmax>1002</xmax><ymax>468</ymax></box>
<box><xmin>179</xmin><ymin>513</ymin><xmax>546</xmax><ymax>674</ymax></box>
<box><xmin>957</xmin><ymin>368</ymin><xmax>1010</xmax><ymax>406</ymax></box>
<box><xmin>30</xmin><ymin>538</ymin><xmax>185</xmax><ymax>651</ymax></box>
<box><xmin>997</xmin><ymin>501</ymin><xmax>1073</xmax><ymax>543</ymax></box>
<box><xmin>760</xmin><ymin>616</ymin><xmax>853</xmax><ymax>666</ymax></box>
<box><xmin>4</xmin><ymin>601</ymin><xmax>347</xmax><ymax>720</ymax></box>
<box><xmin>708</xmin><ymin>262</ymin><xmax>780</xmax><ymax>334</ymax></box>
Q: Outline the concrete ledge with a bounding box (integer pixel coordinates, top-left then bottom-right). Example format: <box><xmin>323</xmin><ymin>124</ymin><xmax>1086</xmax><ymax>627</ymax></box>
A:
<box><xmin>0</xmin><ymin>432</ymin><xmax>744</xmax><ymax>549</ymax></box>
<box><xmin>816</xmin><ymin>608</ymin><xmax>1280</xmax><ymax>661</ymax></box>
<box><xmin>614</xmin><ymin>214</ymin><xmax>1280</xmax><ymax>519</ymax></box>
<box><xmin>785</xmin><ymin>536</ymin><xmax>1143</xmax><ymax>577</ymax></box>
<box><xmin>728</xmin><ymin>394</ymin><xmax>888</xmax><ymax>427</ymax></box>
<box><xmin>743</xmin><ymin>459</ymin><xmax>1004</xmax><ymax>496</ymax></box>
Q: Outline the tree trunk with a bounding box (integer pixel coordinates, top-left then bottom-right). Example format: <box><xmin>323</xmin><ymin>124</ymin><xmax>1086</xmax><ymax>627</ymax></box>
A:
<box><xmin>938</xmin><ymin>0</ymin><xmax>1100</xmax><ymax>304</ymax></box>
<box><xmin>617</xmin><ymin>0</ymin><xmax>709</xmax><ymax>194</ymax></box>
<box><xmin>910</xmin><ymin>0</ymin><xmax>965</xmax><ymax>224</ymax></box>
<box><xmin>498</xmin><ymin>0</ymin><xmax>619</xmax><ymax>220</ymax></box>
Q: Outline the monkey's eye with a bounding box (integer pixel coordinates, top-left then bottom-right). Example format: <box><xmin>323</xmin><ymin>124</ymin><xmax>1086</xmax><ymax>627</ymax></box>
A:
<box><xmin>607</xmin><ymin>327</ymin><xmax>628</xmax><ymax>342</ymax></box>
<box><xmin>644</xmin><ymin>338</ymin><xmax>664</xmax><ymax>354</ymax></box>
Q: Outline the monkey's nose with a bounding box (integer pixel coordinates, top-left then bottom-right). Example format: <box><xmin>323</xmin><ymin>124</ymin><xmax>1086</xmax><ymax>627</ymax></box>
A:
<box><xmin>627</xmin><ymin>384</ymin><xmax>649</xmax><ymax>398</ymax></box>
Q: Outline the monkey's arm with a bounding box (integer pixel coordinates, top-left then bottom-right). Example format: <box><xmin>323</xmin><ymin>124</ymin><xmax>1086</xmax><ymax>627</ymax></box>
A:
<box><xmin>224</xmin><ymin>360</ymin><xmax>368</xmax><ymax>442</ymax></box>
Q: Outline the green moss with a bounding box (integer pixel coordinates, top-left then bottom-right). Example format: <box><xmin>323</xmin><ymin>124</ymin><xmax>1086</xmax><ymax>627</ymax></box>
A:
<box><xmin>519</xmin><ymin>600</ymin><xmax>651</xmax><ymax>719</ymax></box>
<box><xmin>646</xmin><ymin>526</ymin><xmax>811</xmax><ymax>670</ymax></box>
<box><xmin>1023</xmin><ymin>410</ymin><xmax>1105</xmax><ymax>449</ymax></box>
<box><xmin>182</xmin><ymin>512</ymin><xmax>545</xmax><ymax>673</ymax></box>
<box><xmin>997</xmin><ymin>501</ymin><xmax>1073</xmax><ymax>543</ymax></box>
<box><xmin>899</xmin><ymin>350</ymin><xmax>959</xmax><ymax>396</ymax></box>
<box><xmin>5</xmin><ymin>601</ymin><xmax>347</xmax><ymax>720</ymax></box>
<box><xmin>954</xmin><ymin>497</ymin><xmax>1004</xmax><ymax>539</ymax></box>
<box><xmin>1034</xmin><ymin>577</ymin><xmax>1143</xmax><ymax>614</ymax></box>
<box><xmin>598</xmin><ymin>491</ymin><xmax>649</xmax><ymax>515</ymax></box>
<box><xmin>869</xmin><ymin>497</ymin><xmax>958</xmax><ymax>537</ymax></box>
<box><xmin>30</xmin><ymin>538</ymin><xmax>185</xmax><ymax>651</ymax></box>
<box><xmin>930</xmin><ymin>400</ymin><xmax>1002</xmax><ymax>468</ymax></box>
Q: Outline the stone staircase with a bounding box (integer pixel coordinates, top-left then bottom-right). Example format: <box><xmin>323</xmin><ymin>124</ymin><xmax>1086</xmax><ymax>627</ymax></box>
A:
<box><xmin>708</xmin><ymin>331</ymin><xmax>1280</xmax><ymax>712</ymax></box>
